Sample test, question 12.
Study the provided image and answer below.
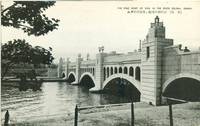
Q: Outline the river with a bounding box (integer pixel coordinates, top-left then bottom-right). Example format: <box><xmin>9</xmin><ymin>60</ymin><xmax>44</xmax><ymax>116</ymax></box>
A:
<box><xmin>1</xmin><ymin>82</ymin><xmax>132</xmax><ymax>123</ymax></box>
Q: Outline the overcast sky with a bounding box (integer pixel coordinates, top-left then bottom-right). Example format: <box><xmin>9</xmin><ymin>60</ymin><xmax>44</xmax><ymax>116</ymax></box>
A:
<box><xmin>2</xmin><ymin>1</ymin><xmax>200</xmax><ymax>63</ymax></box>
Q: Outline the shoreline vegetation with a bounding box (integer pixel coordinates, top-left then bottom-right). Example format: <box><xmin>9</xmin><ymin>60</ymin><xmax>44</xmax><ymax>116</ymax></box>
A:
<box><xmin>2</xmin><ymin>102</ymin><xmax>200</xmax><ymax>126</ymax></box>
<box><xmin>2</xmin><ymin>77</ymin><xmax>67</xmax><ymax>83</ymax></box>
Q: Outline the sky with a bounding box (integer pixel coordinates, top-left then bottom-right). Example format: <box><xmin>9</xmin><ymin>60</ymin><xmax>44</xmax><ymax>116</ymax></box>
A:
<box><xmin>2</xmin><ymin>1</ymin><xmax>200</xmax><ymax>63</ymax></box>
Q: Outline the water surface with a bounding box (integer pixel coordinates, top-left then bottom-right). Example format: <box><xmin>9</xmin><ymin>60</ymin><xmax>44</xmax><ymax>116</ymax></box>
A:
<box><xmin>1</xmin><ymin>82</ymin><xmax>131</xmax><ymax>123</ymax></box>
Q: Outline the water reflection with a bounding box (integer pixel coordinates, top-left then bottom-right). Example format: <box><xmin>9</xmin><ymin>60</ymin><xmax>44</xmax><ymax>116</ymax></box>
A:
<box><xmin>1</xmin><ymin>82</ymin><xmax>132</xmax><ymax>123</ymax></box>
<box><xmin>19</xmin><ymin>81</ymin><xmax>42</xmax><ymax>91</ymax></box>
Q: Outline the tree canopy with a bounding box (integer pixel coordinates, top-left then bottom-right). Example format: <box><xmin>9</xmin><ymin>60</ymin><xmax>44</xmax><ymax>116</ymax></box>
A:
<box><xmin>1</xmin><ymin>39</ymin><xmax>54</xmax><ymax>79</ymax></box>
<box><xmin>1</xmin><ymin>1</ymin><xmax>59</xmax><ymax>79</ymax></box>
<box><xmin>1</xmin><ymin>1</ymin><xmax>60</xmax><ymax>36</ymax></box>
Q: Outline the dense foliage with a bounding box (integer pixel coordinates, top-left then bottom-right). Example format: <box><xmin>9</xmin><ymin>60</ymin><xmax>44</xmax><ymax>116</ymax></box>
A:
<box><xmin>1</xmin><ymin>1</ymin><xmax>59</xmax><ymax>80</ymax></box>
<box><xmin>1</xmin><ymin>39</ymin><xmax>54</xmax><ymax>79</ymax></box>
<box><xmin>1</xmin><ymin>1</ymin><xmax>60</xmax><ymax>36</ymax></box>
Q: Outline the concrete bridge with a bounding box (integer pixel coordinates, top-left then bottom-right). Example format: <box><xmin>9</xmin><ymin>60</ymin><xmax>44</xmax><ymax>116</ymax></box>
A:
<box><xmin>57</xmin><ymin>16</ymin><xmax>200</xmax><ymax>105</ymax></box>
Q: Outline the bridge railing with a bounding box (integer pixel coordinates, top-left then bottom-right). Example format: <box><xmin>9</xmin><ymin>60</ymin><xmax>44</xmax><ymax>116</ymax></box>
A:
<box><xmin>73</xmin><ymin>97</ymin><xmax>189</xmax><ymax>126</ymax></box>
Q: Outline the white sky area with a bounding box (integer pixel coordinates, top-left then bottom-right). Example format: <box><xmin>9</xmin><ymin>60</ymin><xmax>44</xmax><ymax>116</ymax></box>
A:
<box><xmin>2</xmin><ymin>1</ymin><xmax>200</xmax><ymax>63</ymax></box>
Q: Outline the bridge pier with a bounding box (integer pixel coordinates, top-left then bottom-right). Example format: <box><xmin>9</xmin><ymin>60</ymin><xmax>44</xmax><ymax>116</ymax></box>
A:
<box><xmin>57</xmin><ymin>58</ymin><xmax>64</xmax><ymax>78</ymax></box>
<box><xmin>64</xmin><ymin>58</ymin><xmax>70</xmax><ymax>79</ymax></box>
<box><xmin>140</xmin><ymin>16</ymin><xmax>173</xmax><ymax>105</ymax></box>
<box><xmin>74</xmin><ymin>54</ymin><xmax>82</xmax><ymax>84</ymax></box>
<box><xmin>90</xmin><ymin>52</ymin><xmax>106</xmax><ymax>92</ymax></box>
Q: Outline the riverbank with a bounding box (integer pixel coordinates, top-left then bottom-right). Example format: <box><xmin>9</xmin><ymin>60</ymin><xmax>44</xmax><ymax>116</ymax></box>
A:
<box><xmin>2</xmin><ymin>77</ymin><xmax>67</xmax><ymax>83</ymax></box>
<box><xmin>7</xmin><ymin>102</ymin><xmax>200</xmax><ymax>126</ymax></box>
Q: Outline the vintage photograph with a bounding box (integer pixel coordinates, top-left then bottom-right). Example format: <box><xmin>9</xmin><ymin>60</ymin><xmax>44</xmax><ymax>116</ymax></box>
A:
<box><xmin>1</xmin><ymin>1</ymin><xmax>200</xmax><ymax>126</ymax></box>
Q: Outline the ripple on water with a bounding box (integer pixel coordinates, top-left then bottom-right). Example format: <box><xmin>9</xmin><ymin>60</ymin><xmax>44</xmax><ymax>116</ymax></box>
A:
<box><xmin>1</xmin><ymin>82</ymin><xmax>133</xmax><ymax>123</ymax></box>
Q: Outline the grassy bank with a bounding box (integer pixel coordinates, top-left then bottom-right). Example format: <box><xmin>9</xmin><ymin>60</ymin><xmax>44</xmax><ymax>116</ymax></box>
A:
<box><xmin>6</xmin><ymin>102</ymin><xmax>200</xmax><ymax>126</ymax></box>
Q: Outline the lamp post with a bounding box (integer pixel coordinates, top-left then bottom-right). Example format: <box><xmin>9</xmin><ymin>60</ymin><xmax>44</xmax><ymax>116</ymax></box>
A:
<box><xmin>98</xmin><ymin>46</ymin><xmax>104</xmax><ymax>53</ymax></box>
<box><xmin>74</xmin><ymin>105</ymin><xmax>78</xmax><ymax>126</ymax></box>
<box><xmin>131</xmin><ymin>99</ymin><xmax>134</xmax><ymax>126</ymax></box>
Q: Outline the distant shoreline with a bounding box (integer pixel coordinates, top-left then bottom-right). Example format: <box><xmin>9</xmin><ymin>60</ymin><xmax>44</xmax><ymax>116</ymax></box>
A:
<box><xmin>1</xmin><ymin>77</ymin><xmax>67</xmax><ymax>83</ymax></box>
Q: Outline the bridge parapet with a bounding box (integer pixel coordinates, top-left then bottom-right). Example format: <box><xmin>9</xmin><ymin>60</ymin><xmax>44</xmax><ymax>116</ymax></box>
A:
<box><xmin>162</xmin><ymin>45</ymin><xmax>200</xmax><ymax>84</ymax></box>
<box><xmin>68</xmin><ymin>62</ymin><xmax>76</xmax><ymax>72</ymax></box>
<box><xmin>69</xmin><ymin>62</ymin><xmax>76</xmax><ymax>67</ymax></box>
<box><xmin>104</xmin><ymin>52</ymin><xmax>141</xmax><ymax>65</ymax></box>
<box><xmin>80</xmin><ymin>60</ymin><xmax>96</xmax><ymax>66</ymax></box>
<box><xmin>180</xmin><ymin>50</ymin><xmax>200</xmax><ymax>76</ymax></box>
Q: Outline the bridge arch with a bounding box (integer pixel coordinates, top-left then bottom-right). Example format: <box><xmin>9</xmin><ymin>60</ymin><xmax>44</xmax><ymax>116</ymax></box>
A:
<box><xmin>107</xmin><ymin>67</ymin><xmax>109</xmax><ymax>77</ymax></box>
<box><xmin>119</xmin><ymin>67</ymin><xmax>122</xmax><ymax>73</ymax></box>
<box><xmin>92</xmin><ymin>68</ymin><xmax>95</xmax><ymax>75</ymax></box>
<box><xmin>110</xmin><ymin>67</ymin><xmax>113</xmax><ymax>75</ymax></box>
<box><xmin>124</xmin><ymin>67</ymin><xmax>128</xmax><ymax>74</ymax></box>
<box><xmin>68</xmin><ymin>72</ymin><xmax>76</xmax><ymax>83</ymax></box>
<box><xmin>103</xmin><ymin>67</ymin><xmax>106</xmax><ymax>80</ymax></box>
<box><xmin>114</xmin><ymin>67</ymin><xmax>117</xmax><ymax>74</ymax></box>
<box><xmin>162</xmin><ymin>73</ymin><xmax>200</xmax><ymax>101</ymax></box>
<box><xmin>102</xmin><ymin>73</ymin><xmax>141</xmax><ymax>101</ymax></box>
<box><xmin>62</xmin><ymin>72</ymin><xmax>66</xmax><ymax>78</ymax></box>
<box><xmin>129</xmin><ymin>67</ymin><xmax>134</xmax><ymax>76</ymax></box>
<box><xmin>135</xmin><ymin>66</ymin><xmax>141</xmax><ymax>81</ymax></box>
<box><xmin>102</xmin><ymin>73</ymin><xmax>141</xmax><ymax>92</ymax></box>
<box><xmin>79</xmin><ymin>72</ymin><xmax>95</xmax><ymax>89</ymax></box>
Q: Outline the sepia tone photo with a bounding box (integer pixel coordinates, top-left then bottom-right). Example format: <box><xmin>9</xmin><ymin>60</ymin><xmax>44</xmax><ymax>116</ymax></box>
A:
<box><xmin>1</xmin><ymin>1</ymin><xmax>200</xmax><ymax>126</ymax></box>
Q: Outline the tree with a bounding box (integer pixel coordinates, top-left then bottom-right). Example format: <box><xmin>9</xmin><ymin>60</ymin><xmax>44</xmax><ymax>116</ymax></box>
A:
<box><xmin>1</xmin><ymin>1</ymin><xmax>60</xmax><ymax>36</ymax></box>
<box><xmin>1</xmin><ymin>1</ymin><xmax>58</xmax><ymax>80</ymax></box>
<box><xmin>1</xmin><ymin>39</ymin><xmax>54</xmax><ymax>80</ymax></box>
